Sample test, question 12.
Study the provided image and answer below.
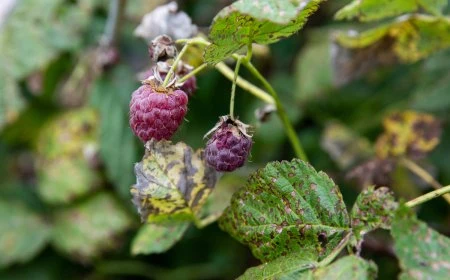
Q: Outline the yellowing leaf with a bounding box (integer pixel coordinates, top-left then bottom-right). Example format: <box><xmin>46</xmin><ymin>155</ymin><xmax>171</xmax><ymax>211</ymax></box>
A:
<box><xmin>131</xmin><ymin>140</ymin><xmax>218</xmax><ymax>223</ymax></box>
<box><xmin>375</xmin><ymin>111</ymin><xmax>441</xmax><ymax>160</ymax></box>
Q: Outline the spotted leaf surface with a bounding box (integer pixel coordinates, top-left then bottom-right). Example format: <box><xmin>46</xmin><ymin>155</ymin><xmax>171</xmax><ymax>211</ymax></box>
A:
<box><xmin>219</xmin><ymin>159</ymin><xmax>350</xmax><ymax>262</ymax></box>
<box><xmin>131</xmin><ymin>222</ymin><xmax>190</xmax><ymax>255</ymax></box>
<box><xmin>205</xmin><ymin>0</ymin><xmax>324</xmax><ymax>64</ymax></box>
<box><xmin>351</xmin><ymin>187</ymin><xmax>398</xmax><ymax>239</ymax></box>
<box><xmin>392</xmin><ymin>204</ymin><xmax>450</xmax><ymax>279</ymax></box>
<box><xmin>375</xmin><ymin>111</ymin><xmax>441</xmax><ymax>160</ymax></box>
<box><xmin>336</xmin><ymin>0</ymin><xmax>446</xmax><ymax>22</ymax></box>
<box><xmin>131</xmin><ymin>140</ymin><xmax>218</xmax><ymax>222</ymax></box>
<box><xmin>51</xmin><ymin>192</ymin><xmax>134</xmax><ymax>261</ymax></box>
<box><xmin>335</xmin><ymin>16</ymin><xmax>450</xmax><ymax>64</ymax></box>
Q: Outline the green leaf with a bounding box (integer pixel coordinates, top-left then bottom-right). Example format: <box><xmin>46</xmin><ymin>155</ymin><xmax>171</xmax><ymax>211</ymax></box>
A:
<box><xmin>0</xmin><ymin>0</ymin><xmax>92</xmax><ymax>79</ymax></box>
<box><xmin>351</xmin><ymin>187</ymin><xmax>397</xmax><ymax>239</ymax></box>
<box><xmin>36</xmin><ymin>108</ymin><xmax>100</xmax><ymax>204</ymax></box>
<box><xmin>238</xmin><ymin>252</ymin><xmax>317</xmax><ymax>280</ymax></box>
<box><xmin>0</xmin><ymin>200</ymin><xmax>50</xmax><ymax>268</ymax></box>
<box><xmin>0</xmin><ymin>67</ymin><xmax>25</xmax><ymax>131</ymax></box>
<box><xmin>314</xmin><ymin>255</ymin><xmax>378</xmax><ymax>280</ymax></box>
<box><xmin>51</xmin><ymin>192</ymin><xmax>134</xmax><ymax>261</ymax></box>
<box><xmin>335</xmin><ymin>0</ymin><xmax>447</xmax><ymax>22</ymax></box>
<box><xmin>392</xmin><ymin>204</ymin><xmax>450</xmax><ymax>280</ymax></box>
<box><xmin>90</xmin><ymin>65</ymin><xmax>140</xmax><ymax>199</ymax></box>
<box><xmin>219</xmin><ymin>159</ymin><xmax>350</xmax><ymax>262</ymax></box>
<box><xmin>131</xmin><ymin>140</ymin><xmax>218</xmax><ymax>223</ymax></box>
<box><xmin>131</xmin><ymin>222</ymin><xmax>190</xmax><ymax>255</ymax></box>
<box><xmin>205</xmin><ymin>0</ymin><xmax>324</xmax><ymax>64</ymax></box>
<box><xmin>335</xmin><ymin>15</ymin><xmax>450</xmax><ymax>63</ymax></box>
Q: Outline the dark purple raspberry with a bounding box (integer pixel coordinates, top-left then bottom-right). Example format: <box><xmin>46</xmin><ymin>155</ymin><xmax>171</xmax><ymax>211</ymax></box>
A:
<box><xmin>129</xmin><ymin>82</ymin><xmax>188</xmax><ymax>142</ymax></box>
<box><xmin>205</xmin><ymin>116</ymin><xmax>252</xmax><ymax>172</ymax></box>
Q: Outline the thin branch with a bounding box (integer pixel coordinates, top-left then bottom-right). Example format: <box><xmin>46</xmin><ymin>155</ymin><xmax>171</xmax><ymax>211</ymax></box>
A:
<box><xmin>406</xmin><ymin>185</ymin><xmax>450</xmax><ymax>208</ymax></box>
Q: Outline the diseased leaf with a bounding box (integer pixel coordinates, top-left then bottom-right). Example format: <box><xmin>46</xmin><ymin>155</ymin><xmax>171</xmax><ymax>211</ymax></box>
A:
<box><xmin>0</xmin><ymin>200</ymin><xmax>51</xmax><ymax>268</ymax></box>
<box><xmin>36</xmin><ymin>108</ymin><xmax>100</xmax><ymax>204</ymax></box>
<box><xmin>334</xmin><ymin>16</ymin><xmax>450</xmax><ymax>64</ymax></box>
<box><xmin>335</xmin><ymin>0</ymin><xmax>447</xmax><ymax>22</ymax></box>
<box><xmin>314</xmin><ymin>255</ymin><xmax>378</xmax><ymax>280</ymax></box>
<box><xmin>392</xmin><ymin>204</ymin><xmax>450</xmax><ymax>279</ymax></box>
<box><xmin>131</xmin><ymin>222</ymin><xmax>190</xmax><ymax>255</ymax></box>
<box><xmin>351</xmin><ymin>187</ymin><xmax>397</xmax><ymax>239</ymax></box>
<box><xmin>205</xmin><ymin>0</ymin><xmax>324</xmax><ymax>64</ymax></box>
<box><xmin>0</xmin><ymin>67</ymin><xmax>25</xmax><ymax>131</ymax></box>
<box><xmin>90</xmin><ymin>66</ymin><xmax>140</xmax><ymax>199</ymax></box>
<box><xmin>51</xmin><ymin>192</ymin><xmax>134</xmax><ymax>261</ymax></box>
<box><xmin>375</xmin><ymin>111</ymin><xmax>441</xmax><ymax>160</ymax></box>
<box><xmin>131</xmin><ymin>140</ymin><xmax>218</xmax><ymax>223</ymax></box>
<box><xmin>321</xmin><ymin>122</ymin><xmax>372</xmax><ymax>170</ymax></box>
<box><xmin>238</xmin><ymin>252</ymin><xmax>317</xmax><ymax>280</ymax></box>
<box><xmin>219</xmin><ymin>159</ymin><xmax>350</xmax><ymax>262</ymax></box>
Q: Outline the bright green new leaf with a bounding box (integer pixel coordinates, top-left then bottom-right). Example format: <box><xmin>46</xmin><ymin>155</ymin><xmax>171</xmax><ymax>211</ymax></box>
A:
<box><xmin>335</xmin><ymin>16</ymin><xmax>450</xmax><ymax>64</ymax></box>
<box><xmin>36</xmin><ymin>108</ymin><xmax>100</xmax><ymax>204</ymax></box>
<box><xmin>205</xmin><ymin>0</ymin><xmax>324</xmax><ymax>64</ymax></box>
<box><xmin>0</xmin><ymin>200</ymin><xmax>51</xmax><ymax>268</ymax></box>
<box><xmin>335</xmin><ymin>0</ymin><xmax>447</xmax><ymax>22</ymax></box>
<box><xmin>351</xmin><ymin>187</ymin><xmax>397</xmax><ymax>239</ymax></box>
<box><xmin>392</xmin><ymin>204</ymin><xmax>450</xmax><ymax>279</ymax></box>
<box><xmin>51</xmin><ymin>192</ymin><xmax>134</xmax><ymax>261</ymax></box>
<box><xmin>238</xmin><ymin>251</ymin><xmax>317</xmax><ymax>280</ymax></box>
<box><xmin>219</xmin><ymin>159</ymin><xmax>350</xmax><ymax>262</ymax></box>
<box><xmin>131</xmin><ymin>140</ymin><xmax>218</xmax><ymax>223</ymax></box>
<box><xmin>131</xmin><ymin>222</ymin><xmax>190</xmax><ymax>255</ymax></box>
<box><xmin>314</xmin><ymin>255</ymin><xmax>378</xmax><ymax>279</ymax></box>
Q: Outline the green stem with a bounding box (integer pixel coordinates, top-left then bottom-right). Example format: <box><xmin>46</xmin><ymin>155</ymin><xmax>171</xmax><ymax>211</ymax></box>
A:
<box><xmin>178</xmin><ymin>63</ymin><xmax>208</xmax><ymax>84</ymax></box>
<box><xmin>230</xmin><ymin>58</ymin><xmax>242</xmax><ymax>120</ymax></box>
<box><xmin>317</xmin><ymin>232</ymin><xmax>352</xmax><ymax>267</ymax></box>
<box><xmin>406</xmin><ymin>185</ymin><xmax>450</xmax><ymax>208</ymax></box>
<box><xmin>162</xmin><ymin>43</ymin><xmax>189</xmax><ymax>87</ymax></box>
<box><xmin>242</xmin><ymin>61</ymin><xmax>308</xmax><ymax>161</ymax></box>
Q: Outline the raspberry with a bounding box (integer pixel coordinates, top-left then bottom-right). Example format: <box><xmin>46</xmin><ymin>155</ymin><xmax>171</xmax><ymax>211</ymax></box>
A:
<box><xmin>205</xmin><ymin>116</ymin><xmax>252</xmax><ymax>172</ymax></box>
<box><xmin>129</xmin><ymin>81</ymin><xmax>188</xmax><ymax>142</ymax></box>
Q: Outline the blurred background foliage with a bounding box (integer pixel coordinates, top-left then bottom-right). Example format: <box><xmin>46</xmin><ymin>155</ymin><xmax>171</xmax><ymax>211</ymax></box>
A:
<box><xmin>0</xmin><ymin>0</ymin><xmax>449</xmax><ymax>279</ymax></box>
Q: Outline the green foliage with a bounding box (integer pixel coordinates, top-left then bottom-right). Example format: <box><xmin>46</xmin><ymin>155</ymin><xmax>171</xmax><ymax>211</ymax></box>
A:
<box><xmin>336</xmin><ymin>0</ymin><xmax>447</xmax><ymax>21</ymax></box>
<box><xmin>313</xmin><ymin>256</ymin><xmax>377</xmax><ymax>280</ymax></box>
<box><xmin>131</xmin><ymin>222</ymin><xmax>190</xmax><ymax>255</ymax></box>
<box><xmin>0</xmin><ymin>200</ymin><xmax>50</xmax><ymax>268</ymax></box>
<box><xmin>90</xmin><ymin>66</ymin><xmax>140</xmax><ymax>199</ymax></box>
<box><xmin>351</xmin><ymin>187</ymin><xmax>397</xmax><ymax>239</ymax></box>
<box><xmin>392</xmin><ymin>204</ymin><xmax>450</xmax><ymax>279</ymax></box>
<box><xmin>220</xmin><ymin>159</ymin><xmax>350</xmax><ymax>262</ymax></box>
<box><xmin>36</xmin><ymin>108</ymin><xmax>100</xmax><ymax>204</ymax></box>
<box><xmin>131</xmin><ymin>140</ymin><xmax>218</xmax><ymax>223</ymax></box>
<box><xmin>205</xmin><ymin>0</ymin><xmax>325</xmax><ymax>64</ymax></box>
<box><xmin>51</xmin><ymin>192</ymin><xmax>134</xmax><ymax>261</ymax></box>
<box><xmin>0</xmin><ymin>69</ymin><xmax>25</xmax><ymax>131</ymax></box>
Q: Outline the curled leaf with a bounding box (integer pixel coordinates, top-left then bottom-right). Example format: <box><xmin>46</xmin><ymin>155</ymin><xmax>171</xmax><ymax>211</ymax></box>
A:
<box><xmin>131</xmin><ymin>140</ymin><xmax>218</xmax><ymax>223</ymax></box>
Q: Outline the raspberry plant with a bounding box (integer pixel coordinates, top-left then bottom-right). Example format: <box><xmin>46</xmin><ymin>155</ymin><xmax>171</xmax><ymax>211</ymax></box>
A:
<box><xmin>1</xmin><ymin>0</ymin><xmax>450</xmax><ymax>279</ymax></box>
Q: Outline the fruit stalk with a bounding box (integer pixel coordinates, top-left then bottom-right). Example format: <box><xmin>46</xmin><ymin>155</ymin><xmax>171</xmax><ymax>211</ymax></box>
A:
<box><xmin>162</xmin><ymin>43</ymin><xmax>189</xmax><ymax>87</ymax></box>
<box><xmin>229</xmin><ymin>57</ymin><xmax>242</xmax><ymax>120</ymax></box>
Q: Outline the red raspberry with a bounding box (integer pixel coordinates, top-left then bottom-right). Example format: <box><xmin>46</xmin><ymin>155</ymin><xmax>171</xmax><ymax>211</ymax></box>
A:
<box><xmin>205</xmin><ymin>116</ymin><xmax>252</xmax><ymax>172</ymax></box>
<box><xmin>129</xmin><ymin>81</ymin><xmax>188</xmax><ymax>142</ymax></box>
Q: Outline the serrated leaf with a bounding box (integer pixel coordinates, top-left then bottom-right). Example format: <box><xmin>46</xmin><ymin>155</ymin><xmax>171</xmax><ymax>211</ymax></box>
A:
<box><xmin>351</xmin><ymin>187</ymin><xmax>397</xmax><ymax>239</ymax></box>
<box><xmin>219</xmin><ymin>159</ymin><xmax>350</xmax><ymax>262</ymax></box>
<box><xmin>314</xmin><ymin>255</ymin><xmax>378</xmax><ymax>280</ymax></box>
<box><xmin>131</xmin><ymin>140</ymin><xmax>218</xmax><ymax>223</ymax></box>
<box><xmin>131</xmin><ymin>222</ymin><xmax>190</xmax><ymax>255</ymax></box>
<box><xmin>36</xmin><ymin>108</ymin><xmax>100</xmax><ymax>204</ymax></box>
<box><xmin>0</xmin><ymin>67</ymin><xmax>25</xmax><ymax>131</ymax></box>
<box><xmin>0</xmin><ymin>0</ymin><xmax>92</xmax><ymax>79</ymax></box>
<box><xmin>90</xmin><ymin>65</ymin><xmax>139</xmax><ymax>199</ymax></box>
<box><xmin>0</xmin><ymin>200</ymin><xmax>50</xmax><ymax>268</ymax></box>
<box><xmin>392</xmin><ymin>204</ymin><xmax>450</xmax><ymax>279</ymax></box>
<box><xmin>321</xmin><ymin>122</ymin><xmax>373</xmax><ymax>170</ymax></box>
<box><xmin>205</xmin><ymin>0</ymin><xmax>324</xmax><ymax>64</ymax></box>
<box><xmin>335</xmin><ymin>0</ymin><xmax>447</xmax><ymax>22</ymax></box>
<box><xmin>51</xmin><ymin>192</ymin><xmax>134</xmax><ymax>261</ymax></box>
<box><xmin>335</xmin><ymin>16</ymin><xmax>450</xmax><ymax>64</ymax></box>
<box><xmin>238</xmin><ymin>251</ymin><xmax>317</xmax><ymax>280</ymax></box>
<box><xmin>375</xmin><ymin>111</ymin><xmax>441</xmax><ymax>160</ymax></box>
